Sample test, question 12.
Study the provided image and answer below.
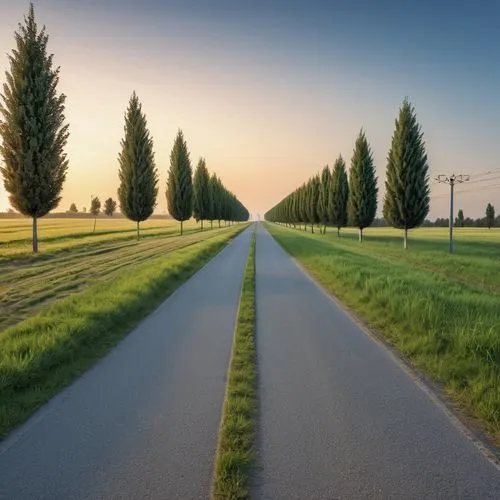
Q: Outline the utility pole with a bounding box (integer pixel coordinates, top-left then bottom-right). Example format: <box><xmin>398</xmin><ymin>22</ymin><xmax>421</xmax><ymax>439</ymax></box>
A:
<box><xmin>435</xmin><ymin>174</ymin><xmax>469</xmax><ymax>253</ymax></box>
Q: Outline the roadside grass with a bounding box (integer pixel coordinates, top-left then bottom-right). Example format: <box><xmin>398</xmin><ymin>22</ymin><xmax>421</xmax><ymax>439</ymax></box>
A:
<box><xmin>0</xmin><ymin>225</ymin><xmax>246</xmax><ymax>440</ymax></box>
<box><xmin>266</xmin><ymin>223</ymin><xmax>500</xmax><ymax>443</ymax></box>
<box><xmin>213</xmin><ymin>230</ymin><xmax>257</xmax><ymax>499</ymax></box>
<box><xmin>296</xmin><ymin>225</ymin><xmax>500</xmax><ymax>292</ymax></box>
<box><xmin>0</xmin><ymin>225</ymin><xmax>239</xmax><ymax>333</ymax></box>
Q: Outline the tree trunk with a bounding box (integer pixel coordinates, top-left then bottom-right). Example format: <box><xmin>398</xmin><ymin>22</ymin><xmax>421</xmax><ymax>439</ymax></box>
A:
<box><xmin>32</xmin><ymin>217</ymin><xmax>38</xmax><ymax>253</ymax></box>
<box><xmin>337</xmin><ymin>226</ymin><xmax>340</xmax><ymax>238</ymax></box>
<box><xmin>137</xmin><ymin>221</ymin><xmax>140</xmax><ymax>240</ymax></box>
<box><xmin>181</xmin><ymin>220</ymin><xmax>183</xmax><ymax>235</ymax></box>
<box><xmin>218</xmin><ymin>220</ymin><xmax>221</xmax><ymax>228</ymax></box>
<box><xmin>93</xmin><ymin>218</ymin><xmax>97</xmax><ymax>233</ymax></box>
<box><xmin>323</xmin><ymin>224</ymin><xmax>327</xmax><ymax>234</ymax></box>
<box><xmin>404</xmin><ymin>227</ymin><xmax>408</xmax><ymax>249</ymax></box>
<box><xmin>311</xmin><ymin>224</ymin><xmax>314</xmax><ymax>234</ymax></box>
<box><xmin>359</xmin><ymin>228</ymin><xmax>363</xmax><ymax>243</ymax></box>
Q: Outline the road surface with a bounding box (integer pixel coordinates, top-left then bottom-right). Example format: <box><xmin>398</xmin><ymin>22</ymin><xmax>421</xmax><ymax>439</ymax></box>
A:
<box><xmin>254</xmin><ymin>224</ymin><xmax>500</xmax><ymax>499</ymax></box>
<box><xmin>0</xmin><ymin>227</ymin><xmax>252</xmax><ymax>500</ymax></box>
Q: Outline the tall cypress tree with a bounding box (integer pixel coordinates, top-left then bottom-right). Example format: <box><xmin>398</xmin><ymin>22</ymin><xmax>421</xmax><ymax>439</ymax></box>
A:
<box><xmin>210</xmin><ymin>173</ymin><xmax>223</xmax><ymax>228</ymax></box>
<box><xmin>166</xmin><ymin>130</ymin><xmax>193</xmax><ymax>235</ymax></box>
<box><xmin>317</xmin><ymin>165</ymin><xmax>331</xmax><ymax>234</ymax></box>
<box><xmin>292</xmin><ymin>189</ymin><xmax>300</xmax><ymax>228</ymax></box>
<box><xmin>117</xmin><ymin>92</ymin><xmax>158</xmax><ymax>240</ymax></box>
<box><xmin>193</xmin><ymin>157</ymin><xmax>210</xmax><ymax>230</ymax></box>
<box><xmin>0</xmin><ymin>4</ymin><xmax>69</xmax><ymax>252</ymax></box>
<box><xmin>348</xmin><ymin>130</ymin><xmax>378</xmax><ymax>242</ymax></box>
<box><xmin>290</xmin><ymin>195</ymin><xmax>296</xmax><ymax>226</ymax></box>
<box><xmin>307</xmin><ymin>175</ymin><xmax>321</xmax><ymax>233</ymax></box>
<box><xmin>206</xmin><ymin>172</ymin><xmax>215</xmax><ymax>229</ymax></box>
<box><xmin>219</xmin><ymin>183</ymin><xmax>228</xmax><ymax>226</ymax></box>
<box><xmin>486</xmin><ymin>203</ymin><xmax>495</xmax><ymax>229</ymax></box>
<box><xmin>383</xmin><ymin>99</ymin><xmax>430</xmax><ymax>248</ymax></box>
<box><xmin>299</xmin><ymin>184</ymin><xmax>308</xmax><ymax>230</ymax></box>
<box><xmin>221</xmin><ymin>185</ymin><xmax>230</xmax><ymax>226</ymax></box>
<box><xmin>328</xmin><ymin>155</ymin><xmax>349</xmax><ymax>237</ymax></box>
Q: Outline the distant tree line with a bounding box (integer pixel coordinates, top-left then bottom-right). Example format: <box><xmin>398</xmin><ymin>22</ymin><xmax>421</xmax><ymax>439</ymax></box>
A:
<box><xmin>266</xmin><ymin>99</ymin><xmax>430</xmax><ymax>248</ymax></box>
<box><xmin>0</xmin><ymin>4</ymin><xmax>248</xmax><ymax>251</ymax></box>
<box><xmin>428</xmin><ymin>203</ymin><xmax>496</xmax><ymax>229</ymax></box>
<box><xmin>67</xmin><ymin>198</ymin><xmax>116</xmax><ymax>217</ymax></box>
<box><xmin>370</xmin><ymin>207</ymin><xmax>498</xmax><ymax>229</ymax></box>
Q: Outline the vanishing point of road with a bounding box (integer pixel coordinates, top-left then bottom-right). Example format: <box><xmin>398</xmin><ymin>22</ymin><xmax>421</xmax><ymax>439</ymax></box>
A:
<box><xmin>1</xmin><ymin>223</ymin><xmax>499</xmax><ymax>499</ymax></box>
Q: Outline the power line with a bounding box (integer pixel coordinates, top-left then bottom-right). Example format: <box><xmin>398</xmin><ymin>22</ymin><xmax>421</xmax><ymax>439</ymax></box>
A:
<box><xmin>466</xmin><ymin>175</ymin><xmax>500</xmax><ymax>185</ymax></box>
<box><xmin>431</xmin><ymin>180</ymin><xmax>500</xmax><ymax>195</ymax></box>
<box><xmin>469</xmin><ymin>168</ymin><xmax>500</xmax><ymax>179</ymax></box>
<box><xmin>430</xmin><ymin>168</ymin><xmax>499</xmax><ymax>184</ymax></box>
<box><xmin>453</xmin><ymin>183</ymin><xmax>500</xmax><ymax>195</ymax></box>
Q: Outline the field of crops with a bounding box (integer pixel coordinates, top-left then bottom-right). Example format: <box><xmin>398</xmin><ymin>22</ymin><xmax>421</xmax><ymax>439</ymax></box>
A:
<box><xmin>0</xmin><ymin>217</ymin><xmax>206</xmax><ymax>259</ymax></box>
<box><xmin>0</xmin><ymin>217</ymin><xmax>234</xmax><ymax>332</ymax></box>
<box><xmin>266</xmin><ymin>224</ymin><xmax>500</xmax><ymax>441</ymax></box>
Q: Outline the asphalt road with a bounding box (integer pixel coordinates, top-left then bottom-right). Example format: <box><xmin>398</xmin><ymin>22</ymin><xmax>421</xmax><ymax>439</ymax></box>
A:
<box><xmin>0</xmin><ymin>227</ymin><xmax>252</xmax><ymax>500</ymax></box>
<box><xmin>254</xmin><ymin>224</ymin><xmax>500</xmax><ymax>499</ymax></box>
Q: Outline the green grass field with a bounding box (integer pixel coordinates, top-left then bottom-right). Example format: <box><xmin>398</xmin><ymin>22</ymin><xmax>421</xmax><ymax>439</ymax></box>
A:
<box><xmin>266</xmin><ymin>223</ymin><xmax>500</xmax><ymax>443</ymax></box>
<box><xmin>0</xmin><ymin>218</ymin><xmax>246</xmax><ymax>438</ymax></box>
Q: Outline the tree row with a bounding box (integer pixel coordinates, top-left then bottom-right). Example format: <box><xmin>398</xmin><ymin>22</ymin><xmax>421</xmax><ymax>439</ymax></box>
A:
<box><xmin>265</xmin><ymin>99</ymin><xmax>430</xmax><ymax>248</ymax></box>
<box><xmin>0</xmin><ymin>5</ymin><xmax>249</xmax><ymax>251</ymax></box>
<box><xmin>119</xmin><ymin>94</ymin><xmax>249</xmax><ymax>239</ymax></box>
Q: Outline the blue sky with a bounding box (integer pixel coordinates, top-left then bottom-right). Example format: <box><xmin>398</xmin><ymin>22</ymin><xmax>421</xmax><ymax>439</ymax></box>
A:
<box><xmin>0</xmin><ymin>0</ymin><xmax>499</xmax><ymax>218</ymax></box>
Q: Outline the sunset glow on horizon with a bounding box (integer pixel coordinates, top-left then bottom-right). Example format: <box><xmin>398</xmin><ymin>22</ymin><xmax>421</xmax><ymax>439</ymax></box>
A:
<box><xmin>0</xmin><ymin>0</ymin><xmax>499</xmax><ymax>219</ymax></box>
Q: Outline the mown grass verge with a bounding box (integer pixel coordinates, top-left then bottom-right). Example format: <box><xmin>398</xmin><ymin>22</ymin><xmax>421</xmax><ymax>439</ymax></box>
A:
<box><xmin>212</xmin><ymin>230</ymin><xmax>257</xmax><ymax>499</ymax></box>
<box><xmin>266</xmin><ymin>223</ymin><xmax>500</xmax><ymax>445</ymax></box>
<box><xmin>0</xmin><ymin>226</ymin><xmax>246</xmax><ymax>440</ymax></box>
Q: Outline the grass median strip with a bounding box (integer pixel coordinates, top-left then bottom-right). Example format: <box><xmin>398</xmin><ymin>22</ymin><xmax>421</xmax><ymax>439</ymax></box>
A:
<box><xmin>212</xmin><ymin>230</ymin><xmax>257</xmax><ymax>499</ymax></box>
<box><xmin>266</xmin><ymin>223</ymin><xmax>500</xmax><ymax>445</ymax></box>
<box><xmin>0</xmin><ymin>226</ymin><xmax>246</xmax><ymax>440</ymax></box>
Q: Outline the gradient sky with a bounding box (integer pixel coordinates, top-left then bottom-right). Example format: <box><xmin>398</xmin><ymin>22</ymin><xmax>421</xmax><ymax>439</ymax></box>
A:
<box><xmin>0</xmin><ymin>0</ymin><xmax>499</xmax><ymax>219</ymax></box>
